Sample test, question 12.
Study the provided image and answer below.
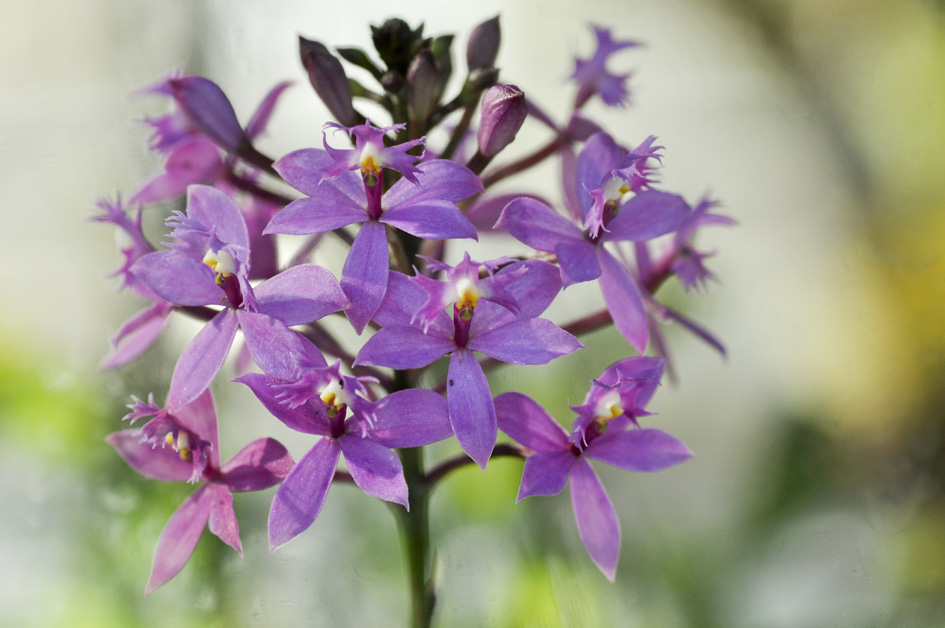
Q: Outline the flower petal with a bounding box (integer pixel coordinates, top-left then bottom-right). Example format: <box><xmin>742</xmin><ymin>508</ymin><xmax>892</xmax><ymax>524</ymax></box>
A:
<box><xmin>173</xmin><ymin>388</ymin><xmax>220</xmax><ymax>464</ymax></box>
<box><xmin>264</xmin><ymin>196</ymin><xmax>365</xmax><ymax>235</ymax></box>
<box><xmin>384</xmin><ymin>159</ymin><xmax>482</xmax><ymax>208</ymax></box>
<box><xmin>253</xmin><ymin>264</ymin><xmax>348</xmax><ymax>326</ymax></box>
<box><xmin>186</xmin><ymin>185</ymin><xmax>250</xmax><ymax>250</ymax></box>
<box><xmin>131</xmin><ymin>250</ymin><xmax>221</xmax><ymax>306</ymax></box>
<box><xmin>601</xmin><ymin>190</ymin><xmax>690</xmax><ymax>243</ymax></box>
<box><xmin>238</xmin><ymin>311</ymin><xmax>327</xmax><ymax>381</ymax></box>
<box><xmin>274</xmin><ymin>148</ymin><xmax>364</xmax><ymax>202</ymax></box>
<box><xmin>367</xmin><ymin>389</ymin><xmax>452</xmax><ymax>448</ymax></box>
<box><xmin>468</xmin><ymin>318</ymin><xmax>583</xmax><ymax>365</ymax></box>
<box><xmin>570</xmin><ymin>458</ymin><xmax>620</xmax><ymax>581</ymax></box>
<box><xmin>167</xmin><ymin>309</ymin><xmax>239</xmax><ymax>410</ymax></box>
<box><xmin>495</xmin><ymin>391</ymin><xmax>569</xmax><ymax>452</ymax></box>
<box><xmin>597</xmin><ymin>247</ymin><xmax>648</xmax><ymax>353</ymax></box>
<box><xmin>341</xmin><ymin>220</ymin><xmax>389</xmax><ymax>334</ymax></box>
<box><xmin>555</xmin><ymin>240</ymin><xmax>601</xmax><ymax>287</ymax></box>
<box><xmin>221</xmin><ymin>437</ymin><xmax>295</xmax><ymax>491</ymax></box>
<box><xmin>447</xmin><ymin>349</ymin><xmax>496</xmax><ymax>469</ymax></box>
<box><xmin>106</xmin><ymin>429</ymin><xmax>192</xmax><ymax>482</ymax></box>
<box><xmin>207</xmin><ymin>484</ymin><xmax>241</xmax><ymax>555</ymax></box>
<box><xmin>586</xmin><ymin>428</ymin><xmax>692</xmax><ymax>471</ymax></box>
<box><xmin>101</xmin><ymin>302</ymin><xmax>173</xmax><ymax>370</ymax></box>
<box><xmin>380</xmin><ymin>200</ymin><xmax>477</xmax><ymax>240</ymax></box>
<box><xmin>232</xmin><ymin>373</ymin><xmax>327</xmax><ymax>436</ymax></box>
<box><xmin>268</xmin><ymin>438</ymin><xmax>340</xmax><ymax>550</ymax></box>
<box><xmin>245</xmin><ymin>81</ymin><xmax>293</xmax><ymax>141</ymax></box>
<box><xmin>146</xmin><ymin>485</ymin><xmax>213</xmax><ymax>595</ymax></box>
<box><xmin>495</xmin><ymin>197</ymin><xmax>583</xmax><ymax>252</ymax></box>
<box><xmin>338</xmin><ymin>436</ymin><xmax>408</xmax><ymax>508</ymax></box>
<box><xmin>518</xmin><ymin>451</ymin><xmax>574</xmax><ymax>500</ymax></box>
<box><xmin>355</xmin><ymin>326</ymin><xmax>453</xmax><ymax>369</ymax></box>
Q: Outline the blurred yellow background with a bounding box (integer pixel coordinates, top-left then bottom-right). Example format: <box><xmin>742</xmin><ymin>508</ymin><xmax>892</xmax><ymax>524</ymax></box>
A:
<box><xmin>1</xmin><ymin>0</ymin><xmax>944</xmax><ymax>626</ymax></box>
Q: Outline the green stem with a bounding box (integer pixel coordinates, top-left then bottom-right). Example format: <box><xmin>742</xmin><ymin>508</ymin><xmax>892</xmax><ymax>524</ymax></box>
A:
<box><xmin>394</xmin><ymin>446</ymin><xmax>435</xmax><ymax>628</ymax></box>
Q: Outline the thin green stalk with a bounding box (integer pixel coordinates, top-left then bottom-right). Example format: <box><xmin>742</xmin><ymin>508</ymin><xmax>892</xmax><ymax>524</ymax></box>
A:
<box><xmin>394</xmin><ymin>446</ymin><xmax>435</xmax><ymax>628</ymax></box>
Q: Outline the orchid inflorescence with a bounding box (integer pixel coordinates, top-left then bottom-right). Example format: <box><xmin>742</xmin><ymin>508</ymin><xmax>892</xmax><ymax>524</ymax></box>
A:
<box><xmin>96</xmin><ymin>15</ymin><xmax>732</xmax><ymax>623</ymax></box>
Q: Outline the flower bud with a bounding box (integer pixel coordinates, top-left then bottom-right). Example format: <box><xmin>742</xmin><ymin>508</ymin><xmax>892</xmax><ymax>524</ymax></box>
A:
<box><xmin>372</xmin><ymin>18</ymin><xmax>423</xmax><ymax>75</ymax></box>
<box><xmin>169</xmin><ymin>77</ymin><xmax>247</xmax><ymax>154</ymax></box>
<box><xmin>466</xmin><ymin>16</ymin><xmax>500</xmax><ymax>70</ymax></box>
<box><xmin>299</xmin><ymin>37</ymin><xmax>360</xmax><ymax>127</ymax></box>
<box><xmin>407</xmin><ymin>48</ymin><xmax>439</xmax><ymax>122</ymax></box>
<box><xmin>477</xmin><ymin>84</ymin><xmax>527</xmax><ymax>157</ymax></box>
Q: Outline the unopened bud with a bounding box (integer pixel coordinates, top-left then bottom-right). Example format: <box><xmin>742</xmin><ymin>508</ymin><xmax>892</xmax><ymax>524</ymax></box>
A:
<box><xmin>407</xmin><ymin>48</ymin><xmax>439</xmax><ymax>122</ymax></box>
<box><xmin>372</xmin><ymin>18</ymin><xmax>423</xmax><ymax>75</ymax></box>
<box><xmin>299</xmin><ymin>37</ymin><xmax>360</xmax><ymax>127</ymax></box>
<box><xmin>169</xmin><ymin>77</ymin><xmax>247</xmax><ymax>154</ymax></box>
<box><xmin>477</xmin><ymin>84</ymin><xmax>527</xmax><ymax>156</ymax></box>
<box><xmin>466</xmin><ymin>16</ymin><xmax>500</xmax><ymax>70</ymax></box>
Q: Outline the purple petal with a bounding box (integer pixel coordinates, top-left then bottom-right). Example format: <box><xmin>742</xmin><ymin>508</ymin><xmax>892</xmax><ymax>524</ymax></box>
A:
<box><xmin>264</xmin><ymin>196</ymin><xmax>365</xmax><ymax>235</ymax></box>
<box><xmin>381</xmin><ymin>200</ymin><xmax>477</xmax><ymax>240</ymax></box>
<box><xmin>268</xmin><ymin>438</ymin><xmax>340</xmax><ymax>550</ymax></box>
<box><xmin>373</xmin><ymin>272</ymin><xmax>452</xmax><ymax>336</ymax></box>
<box><xmin>130</xmin><ymin>138</ymin><xmax>222</xmax><ymax>205</ymax></box>
<box><xmin>355</xmin><ymin>326</ymin><xmax>453</xmax><ymax>369</ymax></box>
<box><xmin>253</xmin><ymin>264</ymin><xmax>347</xmax><ymax>326</ymax></box>
<box><xmin>238</xmin><ymin>311</ymin><xmax>326</xmax><ymax>380</ymax></box>
<box><xmin>273</xmin><ymin>149</ymin><xmax>364</xmax><ymax>202</ymax></box>
<box><xmin>570</xmin><ymin>458</ymin><xmax>620</xmax><ymax>581</ymax></box>
<box><xmin>169</xmin><ymin>77</ymin><xmax>247</xmax><ymax>154</ymax></box>
<box><xmin>207</xmin><ymin>484</ymin><xmax>241</xmax><ymax>554</ymax></box>
<box><xmin>131</xmin><ymin>250</ymin><xmax>221</xmax><ymax>306</ymax></box>
<box><xmin>167</xmin><ymin>309</ymin><xmax>238</xmax><ymax>410</ymax></box>
<box><xmin>173</xmin><ymin>388</ymin><xmax>220</xmax><ymax>460</ymax></box>
<box><xmin>221</xmin><ymin>437</ymin><xmax>295</xmax><ymax>491</ymax></box>
<box><xmin>658</xmin><ymin>304</ymin><xmax>727</xmax><ymax>357</ymax></box>
<box><xmin>245</xmin><ymin>81</ymin><xmax>293</xmax><ymax>140</ymax></box>
<box><xmin>367</xmin><ymin>389</ymin><xmax>452</xmax><ymax>448</ymax></box>
<box><xmin>101</xmin><ymin>302</ymin><xmax>172</xmax><ymax>369</ymax></box>
<box><xmin>586</xmin><ymin>428</ymin><xmax>692</xmax><ymax>471</ymax></box>
<box><xmin>601</xmin><ymin>191</ymin><xmax>690</xmax><ymax>242</ymax></box>
<box><xmin>494</xmin><ymin>197</ymin><xmax>583</xmax><ymax>252</ymax></box>
<box><xmin>495</xmin><ymin>260</ymin><xmax>563</xmax><ymax>319</ymax></box>
<box><xmin>494</xmin><ymin>391</ymin><xmax>569</xmax><ymax>452</ymax></box>
<box><xmin>232</xmin><ymin>373</ymin><xmax>328</xmax><ymax>436</ymax></box>
<box><xmin>384</xmin><ymin>159</ymin><xmax>483</xmax><ymax>208</ymax></box>
<box><xmin>518</xmin><ymin>451</ymin><xmax>574</xmax><ymax>501</ymax></box>
<box><xmin>468</xmin><ymin>318</ymin><xmax>583</xmax><ymax>365</ymax></box>
<box><xmin>186</xmin><ymin>185</ymin><xmax>250</xmax><ymax>250</ymax></box>
<box><xmin>556</xmin><ymin>240</ymin><xmax>601</xmax><ymax>287</ymax></box>
<box><xmin>106</xmin><ymin>429</ymin><xmax>192</xmax><ymax>482</ymax></box>
<box><xmin>576</xmin><ymin>132</ymin><xmax>624</xmax><ymax>219</ymax></box>
<box><xmin>146</xmin><ymin>485</ymin><xmax>212</xmax><ymax>594</ymax></box>
<box><xmin>466</xmin><ymin>193</ymin><xmax>551</xmax><ymax>233</ymax></box>
<box><xmin>447</xmin><ymin>350</ymin><xmax>496</xmax><ymax>469</ymax></box>
<box><xmin>338</xmin><ymin>436</ymin><xmax>408</xmax><ymax>508</ymax></box>
<box><xmin>597</xmin><ymin>248</ymin><xmax>648</xmax><ymax>353</ymax></box>
<box><xmin>341</xmin><ymin>221</ymin><xmax>389</xmax><ymax>333</ymax></box>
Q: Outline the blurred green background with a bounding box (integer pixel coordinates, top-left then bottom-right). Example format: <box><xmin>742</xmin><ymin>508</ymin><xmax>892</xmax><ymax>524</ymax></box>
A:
<box><xmin>2</xmin><ymin>0</ymin><xmax>944</xmax><ymax>626</ymax></box>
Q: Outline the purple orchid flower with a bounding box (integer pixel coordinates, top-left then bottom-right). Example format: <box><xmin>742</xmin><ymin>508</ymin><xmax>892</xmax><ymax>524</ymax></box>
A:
<box><xmin>235</xmin><ymin>359</ymin><xmax>453</xmax><ymax>549</ymax></box>
<box><xmin>355</xmin><ymin>258</ymin><xmax>582</xmax><ymax>468</ymax></box>
<box><xmin>496</xmin><ymin>132</ymin><xmax>690</xmax><ymax>352</ymax></box>
<box><xmin>496</xmin><ymin>357</ymin><xmax>691</xmax><ymax>579</ymax></box>
<box><xmin>571</xmin><ymin>25</ymin><xmax>642</xmax><ymax>109</ymax></box>
<box><xmin>107</xmin><ymin>389</ymin><xmax>294</xmax><ymax>594</ymax></box>
<box><xmin>132</xmin><ymin>77</ymin><xmax>292</xmax><ymax>205</ymax></box>
<box><xmin>131</xmin><ymin>184</ymin><xmax>348</xmax><ymax>410</ymax></box>
<box><xmin>266</xmin><ymin>121</ymin><xmax>483</xmax><ymax>333</ymax></box>
<box><xmin>319</xmin><ymin>120</ymin><xmax>424</xmax><ymax>183</ymax></box>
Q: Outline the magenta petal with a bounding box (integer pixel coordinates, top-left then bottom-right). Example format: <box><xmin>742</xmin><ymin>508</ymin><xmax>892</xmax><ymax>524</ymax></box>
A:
<box><xmin>221</xmin><ymin>437</ymin><xmax>295</xmax><ymax>491</ymax></box>
<box><xmin>186</xmin><ymin>185</ymin><xmax>250</xmax><ymax>250</ymax></box>
<box><xmin>384</xmin><ymin>159</ymin><xmax>483</xmax><ymax>207</ymax></box>
<box><xmin>447</xmin><ymin>350</ymin><xmax>496</xmax><ymax>469</ymax></box>
<box><xmin>555</xmin><ymin>240</ymin><xmax>601</xmax><ymax>287</ymax></box>
<box><xmin>494</xmin><ymin>392</ymin><xmax>569</xmax><ymax>451</ymax></box>
<box><xmin>101</xmin><ymin>302</ymin><xmax>172</xmax><ymax>369</ymax></box>
<box><xmin>167</xmin><ymin>309</ymin><xmax>239</xmax><ymax>410</ymax></box>
<box><xmin>238</xmin><ymin>311</ymin><xmax>327</xmax><ymax>381</ymax></box>
<box><xmin>601</xmin><ymin>191</ymin><xmax>690</xmax><ymax>243</ymax></box>
<box><xmin>253</xmin><ymin>264</ymin><xmax>347</xmax><ymax>326</ymax></box>
<box><xmin>495</xmin><ymin>197</ymin><xmax>584</xmax><ymax>252</ymax></box>
<box><xmin>468</xmin><ymin>318</ymin><xmax>583</xmax><ymax>365</ymax></box>
<box><xmin>274</xmin><ymin>149</ymin><xmax>364</xmax><ymax>202</ymax></box>
<box><xmin>576</xmin><ymin>132</ymin><xmax>625</xmax><ymax>219</ymax></box>
<box><xmin>338</xmin><ymin>436</ymin><xmax>408</xmax><ymax>508</ymax></box>
<box><xmin>207</xmin><ymin>484</ymin><xmax>241</xmax><ymax>555</ymax></box>
<box><xmin>570</xmin><ymin>458</ymin><xmax>620</xmax><ymax>581</ymax></box>
<box><xmin>518</xmin><ymin>451</ymin><xmax>573</xmax><ymax>501</ymax></box>
<box><xmin>173</xmin><ymin>388</ymin><xmax>220</xmax><ymax>463</ymax></box>
<box><xmin>597</xmin><ymin>248</ymin><xmax>648</xmax><ymax>353</ymax></box>
<box><xmin>342</xmin><ymin>221</ymin><xmax>389</xmax><ymax>333</ymax></box>
<box><xmin>232</xmin><ymin>373</ymin><xmax>327</xmax><ymax>435</ymax></box>
<box><xmin>264</xmin><ymin>196</ymin><xmax>366</xmax><ymax>235</ymax></box>
<box><xmin>130</xmin><ymin>138</ymin><xmax>221</xmax><ymax>205</ymax></box>
<box><xmin>107</xmin><ymin>430</ymin><xmax>192</xmax><ymax>482</ymax></box>
<box><xmin>368</xmin><ymin>389</ymin><xmax>452</xmax><ymax>447</ymax></box>
<box><xmin>586</xmin><ymin>428</ymin><xmax>693</xmax><ymax>471</ymax></box>
<box><xmin>245</xmin><ymin>81</ymin><xmax>293</xmax><ymax>141</ymax></box>
<box><xmin>268</xmin><ymin>438</ymin><xmax>340</xmax><ymax>550</ymax></box>
<box><xmin>146</xmin><ymin>485</ymin><xmax>213</xmax><ymax>595</ymax></box>
<box><xmin>355</xmin><ymin>326</ymin><xmax>453</xmax><ymax>369</ymax></box>
<box><xmin>380</xmin><ymin>200</ymin><xmax>477</xmax><ymax>240</ymax></box>
<box><xmin>131</xmin><ymin>250</ymin><xmax>221</xmax><ymax>306</ymax></box>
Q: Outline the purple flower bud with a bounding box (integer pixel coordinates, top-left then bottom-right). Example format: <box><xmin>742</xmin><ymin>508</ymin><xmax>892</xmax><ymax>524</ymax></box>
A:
<box><xmin>299</xmin><ymin>36</ymin><xmax>360</xmax><ymax>127</ymax></box>
<box><xmin>477</xmin><ymin>84</ymin><xmax>527</xmax><ymax>157</ymax></box>
<box><xmin>407</xmin><ymin>49</ymin><xmax>439</xmax><ymax>122</ymax></box>
<box><xmin>467</xmin><ymin>15</ymin><xmax>500</xmax><ymax>70</ymax></box>
<box><xmin>169</xmin><ymin>77</ymin><xmax>247</xmax><ymax>154</ymax></box>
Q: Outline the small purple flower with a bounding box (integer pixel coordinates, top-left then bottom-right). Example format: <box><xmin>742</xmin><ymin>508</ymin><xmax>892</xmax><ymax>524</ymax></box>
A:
<box><xmin>268</xmin><ymin>124</ymin><xmax>482</xmax><ymax>333</ymax></box>
<box><xmin>355</xmin><ymin>258</ymin><xmax>582</xmax><ymax>468</ymax></box>
<box><xmin>496</xmin><ymin>357</ymin><xmax>691</xmax><ymax>579</ymax></box>
<box><xmin>131</xmin><ymin>185</ymin><xmax>348</xmax><ymax>410</ymax></box>
<box><xmin>664</xmin><ymin>196</ymin><xmax>735</xmax><ymax>291</ymax></box>
<box><xmin>496</xmin><ymin>132</ymin><xmax>689</xmax><ymax>352</ymax></box>
<box><xmin>571</xmin><ymin>25</ymin><xmax>641</xmax><ymax>108</ymax></box>
<box><xmin>107</xmin><ymin>389</ymin><xmax>294</xmax><ymax>594</ymax></box>
<box><xmin>235</xmin><ymin>359</ymin><xmax>453</xmax><ymax>549</ymax></box>
<box><xmin>320</xmin><ymin>120</ymin><xmax>424</xmax><ymax>183</ymax></box>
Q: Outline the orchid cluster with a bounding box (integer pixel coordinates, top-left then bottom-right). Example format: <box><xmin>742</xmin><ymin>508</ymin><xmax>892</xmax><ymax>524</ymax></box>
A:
<box><xmin>96</xmin><ymin>16</ymin><xmax>732</xmax><ymax>626</ymax></box>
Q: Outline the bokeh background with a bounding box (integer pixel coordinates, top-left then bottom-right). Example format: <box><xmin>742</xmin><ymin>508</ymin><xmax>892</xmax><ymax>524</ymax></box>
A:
<box><xmin>2</xmin><ymin>0</ymin><xmax>944</xmax><ymax>626</ymax></box>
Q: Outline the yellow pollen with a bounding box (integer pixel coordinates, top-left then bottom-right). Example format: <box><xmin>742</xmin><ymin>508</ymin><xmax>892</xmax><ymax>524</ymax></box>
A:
<box><xmin>455</xmin><ymin>277</ymin><xmax>480</xmax><ymax>310</ymax></box>
<box><xmin>165</xmin><ymin>432</ymin><xmax>175</xmax><ymax>445</ymax></box>
<box><xmin>319</xmin><ymin>379</ymin><xmax>349</xmax><ymax>410</ymax></box>
<box><xmin>361</xmin><ymin>155</ymin><xmax>382</xmax><ymax>175</ymax></box>
<box><xmin>179</xmin><ymin>447</ymin><xmax>192</xmax><ymax>461</ymax></box>
<box><xmin>320</xmin><ymin>390</ymin><xmax>337</xmax><ymax>406</ymax></box>
<box><xmin>203</xmin><ymin>249</ymin><xmax>235</xmax><ymax>277</ymax></box>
